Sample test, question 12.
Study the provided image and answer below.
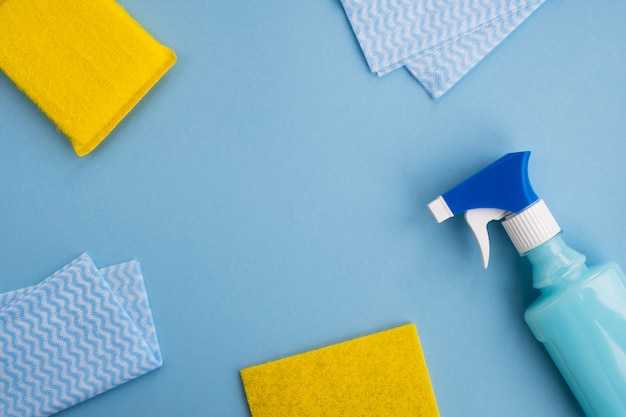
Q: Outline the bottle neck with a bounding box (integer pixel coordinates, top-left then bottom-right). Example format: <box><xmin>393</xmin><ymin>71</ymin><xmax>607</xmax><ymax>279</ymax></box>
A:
<box><xmin>523</xmin><ymin>234</ymin><xmax>587</xmax><ymax>290</ymax></box>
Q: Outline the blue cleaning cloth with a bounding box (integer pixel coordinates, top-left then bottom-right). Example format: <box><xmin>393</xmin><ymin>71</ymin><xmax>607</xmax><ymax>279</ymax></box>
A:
<box><xmin>341</xmin><ymin>0</ymin><xmax>546</xmax><ymax>98</ymax></box>
<box><xmin>0</xmin><ymin>254</ymin><xmax>162</xmax><ymax>417</ymax></box>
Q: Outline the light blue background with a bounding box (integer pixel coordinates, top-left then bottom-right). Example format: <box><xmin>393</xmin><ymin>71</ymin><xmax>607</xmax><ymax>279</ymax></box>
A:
<box><xmin>1</xmin><ymin>1</ymin><xmax>625</xmax><ymax>416</ymax></box>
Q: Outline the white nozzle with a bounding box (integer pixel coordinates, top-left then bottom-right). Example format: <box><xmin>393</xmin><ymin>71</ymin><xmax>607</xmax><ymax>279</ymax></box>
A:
<box><xmin>428</xmin><ymin>196</ymin><xmax>453</xmax><ymax>223</ymax></box>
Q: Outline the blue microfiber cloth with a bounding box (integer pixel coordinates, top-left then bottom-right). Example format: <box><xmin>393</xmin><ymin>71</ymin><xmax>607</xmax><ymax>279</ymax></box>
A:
<box><xmin>341</xmin><ymin>0</ymin><xmax>546</xmax><ymax>98</ymax></box>
<box><xmin>0</xmin><ymin>253</ymin><xmax>162</xmax><ymax>417</ymax></box>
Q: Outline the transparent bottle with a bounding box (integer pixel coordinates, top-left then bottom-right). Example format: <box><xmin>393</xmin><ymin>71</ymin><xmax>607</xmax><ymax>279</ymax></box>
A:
<box><xmin>525</xmin><ymin>234</ymin><xmax>626</xmax><ymax>416</ymax></box>
<box><xmin>428</xmin><ymin>151</ymin><xmax>626</xmax><ymax>416</ymax></box>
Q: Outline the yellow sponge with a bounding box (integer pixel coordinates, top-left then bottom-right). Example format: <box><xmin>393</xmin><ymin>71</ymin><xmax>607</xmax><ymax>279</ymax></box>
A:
<box><xmin>0</xmin><ymin>0</ymin><xmax>176</xmax><ymax>156</ymax></box>
<box><xmin>240</xmin><ymin>323</ymin><xmax>440</xmax><ymax>417</ymax></box>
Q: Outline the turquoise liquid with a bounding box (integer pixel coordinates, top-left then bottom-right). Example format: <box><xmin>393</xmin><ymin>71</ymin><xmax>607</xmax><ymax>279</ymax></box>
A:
<box><xmin>525</xmin><ymin>235</ymin><xmax>626</xmax><ymax>416</ymax></box>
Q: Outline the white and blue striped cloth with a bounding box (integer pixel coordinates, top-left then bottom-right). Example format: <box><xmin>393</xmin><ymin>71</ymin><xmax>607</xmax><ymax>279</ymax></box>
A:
<box><xmin>0</xmin><ymin>253</ymin><xmax>162</xmax><ymax>417</ymax></box>
<box><xmin>341</xmin><ymin>0</ymin><xmax>546</xmax><ymax>97</ymax></box>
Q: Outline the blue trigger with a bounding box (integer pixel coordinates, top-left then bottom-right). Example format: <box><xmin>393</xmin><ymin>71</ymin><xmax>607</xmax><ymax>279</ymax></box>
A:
<box><xmin>442</xmin><ymin>151</ymin><xmax>539</xmax><ymax>215</ymax></box>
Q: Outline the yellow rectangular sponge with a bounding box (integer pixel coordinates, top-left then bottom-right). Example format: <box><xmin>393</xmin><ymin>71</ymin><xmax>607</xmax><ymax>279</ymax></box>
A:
<box><xmin>240</xmin><ymin>323</ymin><xmax>440</xmax><ymax>417</ymax></box>
<box><xmin>0</xmin><ymin>0</ymin><xmax>176</xmax><ymax>156</ymax></box>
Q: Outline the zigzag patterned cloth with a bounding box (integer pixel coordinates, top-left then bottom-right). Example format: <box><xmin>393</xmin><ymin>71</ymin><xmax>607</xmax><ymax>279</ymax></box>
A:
<box><xmin>0</xmin><ymin>254</ymin><xmax>162</xmax><ymax>417</ymax></box>
<box><xmin>341</xmin><ymin>0</ymin><xmax>546</xmax><ymax>98</ymax></box>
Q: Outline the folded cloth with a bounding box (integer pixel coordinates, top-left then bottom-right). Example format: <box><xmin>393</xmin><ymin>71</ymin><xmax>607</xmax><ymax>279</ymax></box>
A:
<box><xmin>0</xmin><ymin>0</ymin><xmax>176</xmax><ymax>156</ymax></box>
<box><xmin>0</xmin><ymin>254</ymin><xmax>162</xmax><ymax>417</ymax></box>
<box><xmin>405</xmin><ymin>1</ymin><xmax>544</xmax><ymax>97</ymax></box>
<box><xmin>241</xmin><ymin>323</ymin><xmax>439</xmax><ymax>417</ymax></box>
<box><xmin>341</xmin><ymin>0</ymin><xmax>545</xmax><ymax>98</ymax></box>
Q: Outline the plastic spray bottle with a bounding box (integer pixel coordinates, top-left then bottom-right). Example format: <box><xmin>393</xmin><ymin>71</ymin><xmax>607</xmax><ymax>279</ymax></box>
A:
<box><xmin>428</xmin><ymin>151</ymin><xmax>626</xmax><ymax>416</ymax></box>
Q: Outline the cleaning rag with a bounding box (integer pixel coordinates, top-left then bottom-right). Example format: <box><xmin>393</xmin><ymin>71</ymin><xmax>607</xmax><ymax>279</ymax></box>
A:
<box><xmin>0</xmin><ymin>253</ymin><xmax>162</xmax><ymax>417</ymax></box>
<box><xmin>240</xmin><ymin>323</ymin><xmax>440</xmax><ymax>417</ymax></box>
<box><xmin>341</xmin><ymin>0</ymin><xmax>546</xmax><ymax>98</ymax></box>
<box><xmin>0</xmin><ymin>0</ymin><xmax>176</xmax><ymax>156</ymax></box>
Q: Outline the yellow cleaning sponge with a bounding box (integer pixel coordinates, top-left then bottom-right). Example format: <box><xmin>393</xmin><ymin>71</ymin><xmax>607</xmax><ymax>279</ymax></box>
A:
<box><xmin>0</xmin><ymin>0</ymin><xmax>176</xmax><ymax>156</ymax></box>
<box><xmin>240</xmin><ymin>323</ymin><xmax>440</xmax><ymax>417</ymax></box>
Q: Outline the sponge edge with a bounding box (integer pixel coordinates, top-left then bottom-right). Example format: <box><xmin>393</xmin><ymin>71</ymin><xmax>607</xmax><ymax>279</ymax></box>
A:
<box><xmin>0</xmin><ymin>0</ymin><xmax>176</xmax><ymax>156</ymax></box>
<box><xmin>240</xmin><ymin>323</ymin><xmax>440</xmax><ymax>417</ymax></box>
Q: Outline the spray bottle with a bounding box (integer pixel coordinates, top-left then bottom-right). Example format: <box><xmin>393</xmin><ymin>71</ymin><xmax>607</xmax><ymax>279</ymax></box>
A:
<box><xmin>428</xmin><ymin>151</ymin><xmax>626</xmax><ymax>416</ymax></box>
